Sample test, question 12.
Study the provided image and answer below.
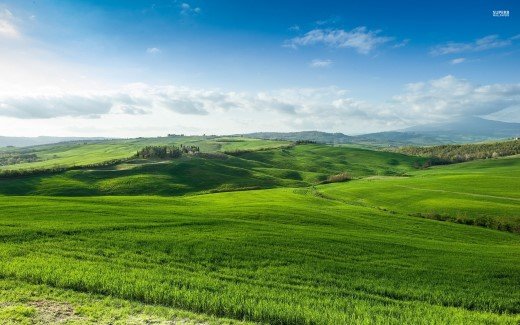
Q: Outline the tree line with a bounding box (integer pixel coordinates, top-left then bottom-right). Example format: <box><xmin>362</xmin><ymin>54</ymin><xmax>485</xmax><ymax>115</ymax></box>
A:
<box><xmin>136</xmin><ymin>145</ymin><xmax>200</xmax><ymax>159</ymax></box>
<box><xmin>0</xmin><ymin>152</ymin><xmax>39</xmax><ymax>166</ymax></box>
<box><xmin>396</xmin><ymin>139</ymin><xmax>520</xmax><ymax>163</ymax></box>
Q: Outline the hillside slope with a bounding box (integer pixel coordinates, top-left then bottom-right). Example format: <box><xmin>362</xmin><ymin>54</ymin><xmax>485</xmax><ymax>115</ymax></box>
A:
<box><xmin>319</xmin><ymin>156</ymin><xmax>520</xmax><ymax>232</ymax></box>
<box><xmin>0</xmin><ymin>136</ymin><xmax>290</xmax><ymax>171</ymax></box>
<box><xmin>0</xmin><ymin>144</ymin><xmax>425</xmax><ymax>196</ymax></box>
<box><xmin>0</xmin><ymin>190</ymin><xmax>518</xmax><ymax>324</ymax></box>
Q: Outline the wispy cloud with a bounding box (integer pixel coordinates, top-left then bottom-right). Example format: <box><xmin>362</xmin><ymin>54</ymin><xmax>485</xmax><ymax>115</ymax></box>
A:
<box><xmin>315</xmin><ymin>17</ymin><xmax>340</xmax><ymax>26</ymax></box>
<box><xmin>430</xmin><ymin>35</ymin><xmax>514</xmax><ymax>56</ymax></box>
<box><xmin>288</xmin><ymin>25</ymin><xmax>300</xmax><ymax>32</ymax></box>
<box><xmin>146</xmin><ymin>47</ymin><xmax>161</xmax><ymax>55</ymax></box>
<box><xmin>450</xmin><ymin>58</ymin><xmax>466</xmax><ymax>65</ymax></box>
<box><xmin>0</xmin><ymin>95</ymin><xmax>116</xmax><ymax>119</ymax></box>
<box><xmin>180</xmin><ymin>3</ymin><xmax>201</xmax><ymax>15</ymax></box>
<box><xmin>310</xmin><ymin>59</ymin><xmax>332</xmax><ymax>68</ymax></box>
<box><xmin>0</xmin><ymin>8</ymin><xmax>20</xmax><ymax>39</ymax></box>
<box><xmin>393</xmin><ymin>39</ymin><xmax>409</xmax><ymax>48</ymax></box>
<box><xmin>2</xmin><ymin>77</ymin><xmax>519</xmax><ymax>130</ymax></box>
<box><xmin>284</xmin><ymin>27</ymin><xmax>393</xmax><ymax>54</ymax></box>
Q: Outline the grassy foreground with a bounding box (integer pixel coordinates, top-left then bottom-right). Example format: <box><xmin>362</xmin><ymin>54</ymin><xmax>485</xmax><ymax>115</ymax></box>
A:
<box><xmin>0</xmin><ymin>279</ymin><xmax>245</xmax><ymax>324</ymax></box>
<box><xmin>0</xmin><ymin>189</ymin><xmax>519</xmax><ymax>324</ymax></box>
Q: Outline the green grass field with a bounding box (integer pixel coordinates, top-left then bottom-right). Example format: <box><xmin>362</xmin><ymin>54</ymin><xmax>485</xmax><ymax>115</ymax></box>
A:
<box><xmin>0</xmin><ymin>144</ymin><xmax>425</xmax><ymax>196</ymax></box>
<box><xmin>0</xmin><ymin>140</ymin><xmax>519</xmax><ymax>324</ymax></box>
<box><xmin>0</xmin><ymin>136</ymin><xmax>290</xmax><ymax>171</ymax></box>
<box><xmin>318</xmin><ymin>156</ymin><xmax>520</xmax><ymax>232</ymax></box>
<box><xmin>0</xmin><ymin>190</ymin><xmax>519</xmax><ymax>324</ymax></box>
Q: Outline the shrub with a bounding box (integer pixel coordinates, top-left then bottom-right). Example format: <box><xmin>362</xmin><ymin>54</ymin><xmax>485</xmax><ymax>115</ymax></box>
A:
<box><xmin>321</xmin><ymin>172</ymin><xmax>352</xmax><ymax>184</ymax></box>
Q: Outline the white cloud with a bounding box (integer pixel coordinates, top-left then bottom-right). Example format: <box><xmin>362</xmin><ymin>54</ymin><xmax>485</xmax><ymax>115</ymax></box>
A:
<box><xmin>0</xmin><ymin>95</ymin><xmax>115</xmax><ymax>119</ymax></box>
<box><xmin>310</xmin><ymin>59</ymin><xmax>332</xmax><ymax>68</ymax></box>
<box><xmin>430</xmin><ymin>35</ymin><xmax>514</xmax><ymax>56</ymax></box>
<box><xmin>0</xmin><ymin>8</ymin><xmax>20</xmax><ymax>39</ymax></box>
<box><xmin>180</xmin><ymin>3</ymin><xmax>201</xmax><ymax>15</ymax></box>
<box><xmin>288</xmin><ymin>25</ymin><xmax>300</xmax><ymax>32</ymax></box>
<box><xmin>1</xmin><ymin>77</ymin><xmax>518</xmax><ymax>134</ymax></box>
<box><xmin>450</xmin><ymin>57</ymin><xmax>466</xmax><ymax>65</ymax></box>
<box><xmin>146</xmin><ymin>47</ymin><xmax>161</xmax><ymax>54</ymax></box>
<box><xmin>284</xmin><ymin>27</ymin><xmax>393</xmax><ymax>54</ymax></box>
<box><xmin>390</xmin><ymin>75</ymin><xmax>520</xmax><ymax>122</ymax></box>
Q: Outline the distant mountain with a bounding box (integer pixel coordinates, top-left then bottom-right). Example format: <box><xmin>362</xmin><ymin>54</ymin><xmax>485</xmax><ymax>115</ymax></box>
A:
<box><xmin>401</xmin><ymin>117</ymin><xmax>519</xmax><ymax>139</ymax></box>
<box><xmin>351</xmin><ymin>132</ymin><xmax>444</xmax><ymax>146</ymax></box>
<box><xmin>245</xmin><ymin>131</ymin><xmax>355</xmax><ymax>144</ymax></box>
<box><xmin>0</xmin><ymin>136</ymin><xmax>106</xmax><ymax>148</ymax></box>
<box><xmin>245</xmin><ymin>118</ymin><xmax>519</xmax><ymax>146</ymax></box>
<box><xmin>244</xmin><ymin>131</ymin><xmax>444</xmax><ymax>147</ymax></box>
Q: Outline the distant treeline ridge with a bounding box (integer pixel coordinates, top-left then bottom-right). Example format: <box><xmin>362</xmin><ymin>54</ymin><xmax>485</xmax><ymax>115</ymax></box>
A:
<box><xmin>395</xmin><ymin>140</ymin><xmax>519</xmax><ymax>163</ymax></box>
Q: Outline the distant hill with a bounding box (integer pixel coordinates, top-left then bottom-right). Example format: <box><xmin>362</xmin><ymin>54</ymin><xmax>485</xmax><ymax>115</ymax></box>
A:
<box><xmin>245</xmin><ymin>131</ymin><xmax>355</xmax><ymax>144</ymax></box>
<box><xmin>3</xmin><ymin>117</ymin><xmax>518</xmax><ymax>148</ymax></box>
<box><xmin>0</xmin><ymin>136</ymin><xmax>106</xmax><ymax>148</ymax></box>
<box><xmin>401</xmin><ymin>117</ymin><xmax>519</xmax><ymax>140</ymax></box>
<box><xmin>245</xmin><ymin>131</ymin><xmax>448</xmax><ymax>147</ymax></box>
<box><xmin>245</xmin><ymin>117</ymin><xmax>520</xmax><ymax>146</ymax></box>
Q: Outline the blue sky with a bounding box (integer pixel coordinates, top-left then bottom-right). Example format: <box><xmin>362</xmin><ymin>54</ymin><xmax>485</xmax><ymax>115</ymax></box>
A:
<box><xmin>0</xmin><ymin>0</ymin><xmax>518</xmax><ymax>136</ymax></box>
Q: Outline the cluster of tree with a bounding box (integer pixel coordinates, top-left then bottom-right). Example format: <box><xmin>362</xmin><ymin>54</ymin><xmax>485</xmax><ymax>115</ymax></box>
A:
<box><xmin>136</xmin><ymin>145</ymin><xmax>200</xmax><ymax>159</ymax></box>
<box><xmin>320</xmin><ymin>172</ymin><xmax>352</xmax><ymax>184</ymax></box>
<box><xmin>179</xmin><ymin>144</ymin><xmax>200</xmax><ymax>154</ymax></box>
<box><xmin>294</xmin><ymin>140</ymin><xmax>317</xmax><ymax>145</ymax></box>
<box><xmin>412</xmin><ymin>158</ymin><xmax>451</xmax><ymax>169</ymax></box>
<box><xmin>412</xmin><ymin>212</ymin><xmax>519</xmax><ymax>234</ymax></box>
<box><xmin>0</xmin><ymin>152</ymin><xmax>39</xmax><ymax>166</ymax></box>
<box><xmin>397</xmin><ymin>140</ymin><xmax>520</xmax><ymax>163</ymax></box>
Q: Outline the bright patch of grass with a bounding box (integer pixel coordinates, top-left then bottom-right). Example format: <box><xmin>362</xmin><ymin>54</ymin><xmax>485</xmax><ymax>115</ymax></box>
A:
<box><xmin>319</xmin><ymin>156</ymin><xmax>520</xmax><ymax>232</ymax></box>
<box><xmin>0</xmin><ymin>190</ymin><xmax>518</xmax><ymax>324</ymax></box>
<box><xmin>0</xmin><ymin>279</ymin><xmax>245</xmax><ymax>324</ymax></box>
<box><xmin>0</xmin><ymin>136</ymin><xmax>290</xmax><ymax>171</ymax></box>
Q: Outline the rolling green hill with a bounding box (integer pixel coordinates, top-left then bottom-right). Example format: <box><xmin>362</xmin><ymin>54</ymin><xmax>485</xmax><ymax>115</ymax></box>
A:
<box><xmin>0</xmin><ymin>144</ymin><xmax>425</xmax><ymax>196</ymax></box>
<box><xmin>0</xmin><ymin>190</ymin><xmax>519</xmax><ymax>324</ymax></box>
<box><xmin>0</xmin><ymin>136</ymin><xmax>290</xmax><ymax>171</ymax></box>
<box><xmin>319</xmin><ymin>156</ymin><xmax>520</xmax><ymax>232</ymax></box>
<box><xmin>0</xmin><ymin>143</ymin><xmax>517</xmax><ymax>233</ymax></box>
<box><xmin>0</xmin><ymin>140</ymin><xmax>519</xmax><ymax>324</ymax></box>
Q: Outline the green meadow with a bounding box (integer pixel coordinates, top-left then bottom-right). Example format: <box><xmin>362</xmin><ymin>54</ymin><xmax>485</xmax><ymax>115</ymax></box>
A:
<box><xmin>0</xmin><ymin>144</ymin><xmax>426</xmax><ymax>196</ymax></box>
<box><xmin>318</xmin><ymin>156</ymin><xmax>520</xmax><ymax>232</ymax></box>
<box><xmin>0</xmin><ymin>139</ymin><xmax>518</xmax><ymax>324</ymax></box>
<box><xmin>0</xmin><ymin>136</ymin><xmax>290</xmax><ymax>171</ymax></box>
